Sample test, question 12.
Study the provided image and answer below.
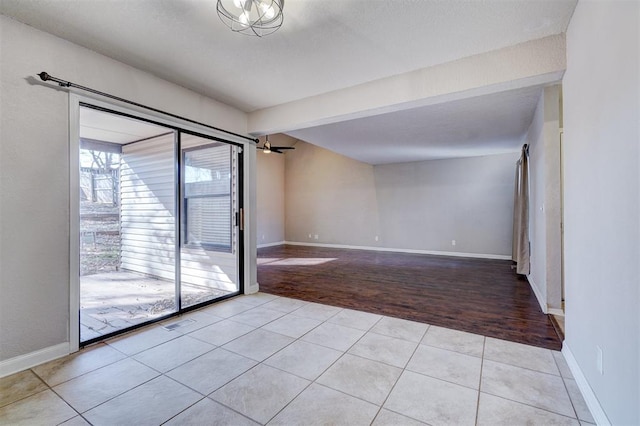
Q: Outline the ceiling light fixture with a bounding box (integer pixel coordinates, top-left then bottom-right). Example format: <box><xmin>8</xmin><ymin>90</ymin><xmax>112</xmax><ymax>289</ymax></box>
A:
<box><xmin>217</xmin><ymin>0</ymin><xmax>284</xmax><ymax>37</ymax></box>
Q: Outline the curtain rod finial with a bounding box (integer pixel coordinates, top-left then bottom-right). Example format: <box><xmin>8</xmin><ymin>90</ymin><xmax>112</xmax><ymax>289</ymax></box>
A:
<box><xmin>38</xmin><ymin>71</ymin><xmax>49</xmax><ymax>81</ymax></box>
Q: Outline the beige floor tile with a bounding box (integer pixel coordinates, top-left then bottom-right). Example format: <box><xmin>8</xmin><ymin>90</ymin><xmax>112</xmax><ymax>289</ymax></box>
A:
<box><xmin>554</xmin><ymin>351</ymin><xmax>574</xmax><ymax>379</ymax></box>
<box><xmin>384</xmin><ymin>371</ymin><xmax>478</xmax><ymax>426</ymax></box>
<box><xmin>165</xmin><ymin>398</ymin><xmax>259</xmax><ymax>425</ymax></box>
<box><xmin>165</xmin><ymin>310</ymin><xmax>224</xmax><ymax>334</ymax></box>
<box><xmin>265</xmin><ymin>340</ymin><xmax>342</xmax><ymax>380</ymax></box>
<box><xmin>317</xmin><ymin>353</ymin><xmax>402</xmax><ymax>405</ymax></box>
<box><xmin>372</xmin><ymin>409</ymin><xmax>428</xmax><ymax>425</ymax></box>
<box><xmin>53</xmin><ymin>358</ymin><xmax>158</xmax><ymax>412</ymax></box>
<box><xmin>293</xmin><ymin>302</ymin><xmax>342</xmax><ymax>321</ymax></box>
<box><xmin>83</xmin><ymin>375</ymin><xmax>200</xmax><ymax>425</ymax></box>
<box><xmin>261</xmin><ymin>313</ymin><xmax>322</xmax><ymax>338</ymax></box>
<box><xmin>484</xmin><ymin>337</ymin><xmax>559</xmax><ymax>375</ymax></box>
<box><xmin>269</xmin><ymin>383</ymin><xmax>379</xmax><ymax>426</ymax></box>
<box><xmin>564</xmin><ymin>378</ymin><xmax>595</xmax><ymax>423</ymax></box>
<box><xmin>107</xmin><ymin>325</ymin><xmax>180</xmax><ymax>356</ymax></box>
<box><xmin>328</xmin><ymin>308</ymin><xmax>382</xmax><ymax>330</ymax></box>
<box><xmin>210</xmin><ymin>364</ymin><xmax>309</xmax><ymax>424</ymax></box>
<box><xmin>228</xmin><ymin>306</ymin><xmax>285</xmax><ymax>327</ymax></box>
<box><xmin>261</xmin><ymin>296</ymin><xmax>308</xmax><ymax>313</ymax></box>
<box><xmin>32</xmin><ymin>343</ymin><xmax>126</xmax><ymax>386</ymax></box>
<box><xmin>477</xmin><ymin>393</ymin><xmax>579</xmax><ymax>425</ymax></box>
<box><xmin>421</xmin><ymin>325</ymin><xmax>485</xmax><ymax>357</ymax></box>
<box><xmin>370</xmin><ymin>316</ymin><xmax>429</xmax><ymax>343</ymax></box>
<box><xmin>188</xmin><ymin>318</ymin><xmax>255</xmax><ymax>346</ymax></box>
<box><xmin>222</xmin><ymin>329</ymin><xmax>294</xmax><ymax>361</ymax></box>
<box><xmin>0</xmin><ymin>370</ymin><xmax>48</xmax><ymax>408</ymax></box>
<box><xmin>236</xmin><ymin>292</ymin><xmax>279</xmax><ymax>306</ymax></box>
<box><xmin>200</xmin><ymin>299</ymin><xmax>255</xmax><ymax>318</ymax></box>
<box><xmin>133</xmin><ymin>335</ymin><xmax>214</xmax><ymax>372</ymax></box>
<box><xmin>59</xmin><ymin>415</ymin><xmax>91</xmax><ymax>425</ymax></box>
<box><xmin>407</xmin><ymin>344</ymin><xmax>482</xmax><ymax>389</ymax></box>
<box><xmin>166</xmin><ymin>348</ymin><xmax>257</xmax><ymax>395</ymax></box>
<box><xmin>301</xmin><ymin>322</ymin><xmax>366</xmax><ymax>351</ymax></box>
<box><xmin>481</xmin><ymin>360</ymin><xmax>574</xmax><ymax>417</ymax></box>
<box><xmin>348</xmin><ymin>332</ymin><xmax>418</xmax><ymax>368</ymax></box>
<box><xmin>0</xmin><ymin>389</ymin><xmax>77</xmax><ymax>426</ymax></box>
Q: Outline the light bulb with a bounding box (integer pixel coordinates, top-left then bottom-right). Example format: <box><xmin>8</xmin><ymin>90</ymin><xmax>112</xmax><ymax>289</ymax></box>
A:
<box><xmin>258</xmin><ymin>1</ymin><xmax>276</xmax><ymax>20</ymax></box>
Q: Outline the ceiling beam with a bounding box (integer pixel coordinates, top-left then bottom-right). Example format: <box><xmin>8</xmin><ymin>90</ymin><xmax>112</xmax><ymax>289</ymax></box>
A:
<box><xmin>248</xmin><ymin>34</ymin><xmax>566</xmax><ymax>136</ymax></box>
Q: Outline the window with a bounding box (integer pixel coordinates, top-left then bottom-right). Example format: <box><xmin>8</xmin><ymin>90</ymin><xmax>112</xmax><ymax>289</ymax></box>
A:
<box><xmin>183</xmin><ymin>143</ymin><xmax>232</xmax><ymax>251</ymax></box>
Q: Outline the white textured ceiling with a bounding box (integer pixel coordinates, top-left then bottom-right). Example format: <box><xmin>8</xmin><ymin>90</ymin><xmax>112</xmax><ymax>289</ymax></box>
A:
<box><xmin>80</xmin><ymin>107</ymin><xmax>169</xmax><ymax>144</ymax></box>
<box><xmin>287</xmin><ymin>85</ymin><xmax>544</xmax><ymax>164</ymax></box>
<box><xmin>1</xmin><ymin>0</ymin><xmax>576</xmax><ymax>162</ymax></box>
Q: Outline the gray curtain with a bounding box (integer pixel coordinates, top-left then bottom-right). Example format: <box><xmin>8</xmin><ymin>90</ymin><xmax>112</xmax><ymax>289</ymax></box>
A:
<box><xmin>512</xmin><ymin>144</ymin><xmax>530</xmax><ymax>275</ymax></box>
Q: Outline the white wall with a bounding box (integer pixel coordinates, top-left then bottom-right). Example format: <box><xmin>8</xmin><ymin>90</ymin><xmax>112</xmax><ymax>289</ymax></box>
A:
<box><xmin>563</xmin><ymin>1</ymin><xmax>639</xmax><ymax>424</ymax></box>
<box><xmin>0</xmin><ymin>16</ymin><xmax>248</xmax><ymax>365</ymax></box>
<box><xmin>285</xmin><ymin>141</ymin><xmax>518</xmax><ymax>257</ymax></box>
<box><xmin>256</xmin><ymin>137</ymin><xmax>286</xmax><ymax>247</ymax></box>
<box><xmin>526</xmin><ymin>85</ymin><xmax>562</xmax><ymax>313</ymax></box>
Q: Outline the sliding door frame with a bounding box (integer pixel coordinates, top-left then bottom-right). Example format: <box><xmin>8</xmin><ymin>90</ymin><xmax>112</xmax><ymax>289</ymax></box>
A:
<box><xmin>69</xmin><ymin>94</ymin><xmax>251</xmax><ymax>352</ymax></box>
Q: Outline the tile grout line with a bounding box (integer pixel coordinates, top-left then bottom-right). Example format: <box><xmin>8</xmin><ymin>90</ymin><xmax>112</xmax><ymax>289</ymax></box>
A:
<box><xmin>474</xmin><ymin>336</ymin><xmax>487</xmax><ymax>425</ymax></box>
<box><xmin>554</xmin><ymin>352</ymin><xmax>581</xmax><ymax>421</ymax></box>
<box><xmin>369</xmin><ymin>323</ymin><xmax>432</xmax><ymax>425</ymax></box>
<box><xmin>204</xmin><ymin>300</ymin><xmax>344</xmax><ymax>425</ymax></box>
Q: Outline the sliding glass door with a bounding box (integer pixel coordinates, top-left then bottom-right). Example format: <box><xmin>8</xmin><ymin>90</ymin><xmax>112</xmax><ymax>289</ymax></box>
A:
<box><xmin>78</xmin><ymin>105</ymin><xmax>242</xmax><ymax>344</ymax></box>
<box><xmin>180</xmin><ymin>134</ymin><xmax>241</xmax><ymax>307</ymax></box>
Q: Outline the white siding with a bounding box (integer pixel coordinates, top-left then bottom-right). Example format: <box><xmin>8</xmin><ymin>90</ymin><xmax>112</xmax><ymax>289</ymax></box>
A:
<box><xmin>120</xmin><ymin>134</ymin><xmax>177</xmax><ymax>280</ymax></box>
<box><xmin>120</xmin><ymin>133</ymin><xmax>239</xmax><ymax>293</ymax></box>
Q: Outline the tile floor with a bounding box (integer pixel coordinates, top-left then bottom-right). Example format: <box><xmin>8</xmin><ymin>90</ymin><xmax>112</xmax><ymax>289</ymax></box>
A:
<box><xmin>1</xmin><ymin>293</ymin><xmax>595</xmax><ymax>426</ymax></box>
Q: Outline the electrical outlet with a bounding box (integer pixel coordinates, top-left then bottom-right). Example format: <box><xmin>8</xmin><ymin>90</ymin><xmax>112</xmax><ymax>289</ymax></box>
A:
<box><xmin>375</xmin><ymin>235</ymin><xmax>379</xmax><ymax>241</ymax></box>
<box><xmin>314</xmin><ymin>234</ymin><xmax>319</xmax><ymax>240</ymax></box>
<box><xmin>452</xmin><ymin>240</ymin><xmax>456</xmax><ymax>246</ymax></box>
<box><xmin>262</xmin><ymin>234</ymin><xmax>265</xmax><ymax>241</ymax></box>
<box><xmin>597</xmin><ymin>346</ymin><xmax>604</xmax><ymax>375</ymax></box>
<box><xmin>308</xmin><ymin>234</ymin><xmax>312</xmax><ymax>239</ymax></box>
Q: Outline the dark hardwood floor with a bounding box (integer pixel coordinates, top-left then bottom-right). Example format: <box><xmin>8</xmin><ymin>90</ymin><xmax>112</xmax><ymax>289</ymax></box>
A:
<box><xmin>257</xmin><ymin>244</ymin><xmax>561</xmax><ymax>350</ymax></box>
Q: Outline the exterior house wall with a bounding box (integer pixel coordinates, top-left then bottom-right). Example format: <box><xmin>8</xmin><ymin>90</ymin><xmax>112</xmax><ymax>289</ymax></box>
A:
<box><xmin>120</xmin><ymin>134</ymin><xmax>239</xmax><ymax>293</ymax></box>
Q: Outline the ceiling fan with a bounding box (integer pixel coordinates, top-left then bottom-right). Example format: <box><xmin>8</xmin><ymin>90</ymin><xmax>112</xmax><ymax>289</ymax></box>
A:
<box><xmin>257</xmin><ymin>135</ymin><xmax>295</xmax><ymax>154</ymax></box>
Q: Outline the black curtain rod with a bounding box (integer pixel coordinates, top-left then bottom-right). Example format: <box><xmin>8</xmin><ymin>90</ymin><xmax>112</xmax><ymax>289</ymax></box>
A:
<box><xmin>37</xmin><ymin>71</ymin><xmax>258</xmax><ymax>144</ymax></box>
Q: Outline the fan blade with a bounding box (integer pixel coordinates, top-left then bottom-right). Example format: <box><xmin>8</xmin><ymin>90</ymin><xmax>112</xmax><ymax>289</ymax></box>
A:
<box><xmin>271</xmin><ymin>146</ymin><xmax>295</xmax><ymax>150</ymax></box>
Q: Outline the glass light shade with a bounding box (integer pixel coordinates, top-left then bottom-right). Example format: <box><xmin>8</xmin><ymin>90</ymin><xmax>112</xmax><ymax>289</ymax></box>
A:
<box><xmin>217</xmin><ymin>0</ymin><xmax>284</xmax><ymax>37</ymax></box>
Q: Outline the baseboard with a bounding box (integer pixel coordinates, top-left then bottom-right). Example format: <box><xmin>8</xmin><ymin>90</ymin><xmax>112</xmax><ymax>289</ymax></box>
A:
<box><xmin>283</xmin><ymin>241</ymin><xmax>511</xmax><ymax>260</ymax></box>
<box><xmin>547</xmin><ymin>308</ymin><xmax>564</xmax><ymax>316</ymax></box>
<box><xmin>526</xmin><ymin>275</ymin><xmax>548</xmax><ymax>314</ymax></box>
<box><xmin>562</xmin><ymin>343</ymin><xmax>611</xmax><ymax>425</ymax></box>
<box><xmin>0</xmin><ymin>342</ymin><xmax>69</xmax><ymax>378</ymax></box>
<box><xmin>245</xmin><ymin>282</ymin><xmax>259</xmax><ymax>294</ymax></box>
<box><xmin>257</xmin><ymin>241</ymin><xmax>285</xmax><ymax>249</ymax></box>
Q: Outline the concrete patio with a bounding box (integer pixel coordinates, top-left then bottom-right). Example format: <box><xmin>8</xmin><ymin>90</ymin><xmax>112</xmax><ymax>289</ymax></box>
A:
<box><xmin>81</xmin><ymin>272</ymin><xmax>231</xmax><ymax>342</ymax></box>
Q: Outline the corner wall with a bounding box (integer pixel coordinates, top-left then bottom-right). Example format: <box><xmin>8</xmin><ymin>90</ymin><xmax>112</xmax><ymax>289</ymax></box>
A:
<box><xmin>256</xmin><ymin>137</ymin><xmax>286</xmax><ymax>247</ymax></box>
<box><xmin>284</xmin><ymin>141</ymin><xmax>518</xmax><ymax>257</ymax></box>
<box><xmin>0</xmin><ymin>16</ymin><xmax>248</xmax><ymax>365</ymax></box>
<box><xmin>563</xmin><ymin>1</ymin><xmax>639</xmax><ymax>424</ymax></box>
<box><xmin>526</xmin><ymin>85</ymin><xmax>562</xmax><ymax>313</ymax></box>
